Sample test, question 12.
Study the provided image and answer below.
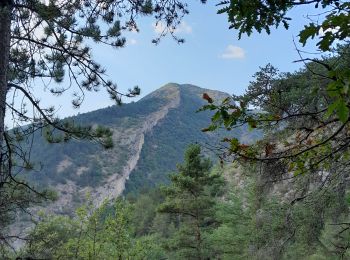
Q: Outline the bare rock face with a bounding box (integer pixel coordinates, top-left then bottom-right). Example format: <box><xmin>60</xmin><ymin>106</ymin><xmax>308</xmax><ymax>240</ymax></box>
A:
<box><xmin>93</xmin><ymin>85</ymin><xmax>181</xmax><ymax>205</ymax></box>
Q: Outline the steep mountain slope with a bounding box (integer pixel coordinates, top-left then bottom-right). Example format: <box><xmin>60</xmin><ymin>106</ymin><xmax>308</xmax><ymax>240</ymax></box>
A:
<box><xmin>25</xmin><ymin>83</ymin><xmax>254</xmax><ymax>213</ymax></box>
<box><xmin>125</xmin><ymin>84</ymin><xmax>233</xmax><ymax>194</ymax></box>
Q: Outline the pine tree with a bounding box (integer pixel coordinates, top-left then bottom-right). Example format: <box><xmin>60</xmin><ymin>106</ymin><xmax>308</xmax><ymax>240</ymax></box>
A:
<box><xmin>158</xmin><ymin>144</ymin><xmax>224</xmax><ymax>260</ymax></box>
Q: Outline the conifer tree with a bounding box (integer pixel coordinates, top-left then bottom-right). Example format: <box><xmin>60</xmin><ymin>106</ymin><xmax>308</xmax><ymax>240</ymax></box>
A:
<box><xmin>158</xmin><ymin>144</ymin><xmax>224</xmax><ymax>260</ymax></box>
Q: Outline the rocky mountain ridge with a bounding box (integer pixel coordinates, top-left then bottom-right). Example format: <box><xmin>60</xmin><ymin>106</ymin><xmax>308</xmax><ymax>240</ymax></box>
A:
<box><xmin>24</xmin><ymin>83</ymin><xmax>233</xmax><ymax>213</ymax></box>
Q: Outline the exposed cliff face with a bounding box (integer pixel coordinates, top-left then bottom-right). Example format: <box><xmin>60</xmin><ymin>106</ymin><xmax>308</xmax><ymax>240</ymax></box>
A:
<box><xmin>94</xmin><ymin>86</ymin><xmax>181</xmax><ymax>204</ymax></box>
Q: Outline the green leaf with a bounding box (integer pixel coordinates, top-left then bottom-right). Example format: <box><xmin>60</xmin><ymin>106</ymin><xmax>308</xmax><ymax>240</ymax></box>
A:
<box><xmin>299</xmin><ymin>23</ymin><xmax>319</xmax><ymax>46</ymax></box>
<box><xmin>326</xmin><ymin>81</ymin><xmax>342</xmax><ymax>97</ymax></box>
<box><xmin>325</xmin><ymin>99</ymin><xmax>350</xmax><ymax>122</ymax></box>
<box><xmin>336</xmin><ymin>100</ymin><xmax>349</xmax><ymax>123</ymax></box>
<box><xmin>212</xmin><ymin>111</ymin><xmax>221</xmax><ymax>122</ymax></box>
<box><xmin>220</xmin><ymin>109</ymin><xmax>229</xmax><ymax>120</ymax></box>
<box><xmin>230</xmin><ymin>138</ymin><xmax>240</xmax><ymax>152</ymax></box>
<box><xmin>197</xmin><ymin>104</ymin><xmax>217</xmax><ymax>112</ymax></box>
<box><xmin>324</xmin><ymin>100</ymin><xmax>339</xmax><ymax>119</ymax></box>
<box><xmin>317</xmin><ymin>31</ymin><xmax>333</xmax><ymax>51</ymax></box>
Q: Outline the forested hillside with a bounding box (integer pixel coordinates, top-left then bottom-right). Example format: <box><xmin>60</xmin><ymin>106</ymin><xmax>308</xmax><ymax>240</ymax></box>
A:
<box><xmin>18</xmin><ymin>83</ymin><xmax>257</xmax><ymax>216</ymax></box>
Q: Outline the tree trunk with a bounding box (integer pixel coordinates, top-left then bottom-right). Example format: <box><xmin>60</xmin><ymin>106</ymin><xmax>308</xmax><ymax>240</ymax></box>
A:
<box><xmin>195</xmin><ymin>215</ymin><xmax>202</xmax><ymax>260</ymax></box>
<box><xmin>0</xmin><ymin>2</ymin><xmax>11</xmax><ymax>179</ymax></box>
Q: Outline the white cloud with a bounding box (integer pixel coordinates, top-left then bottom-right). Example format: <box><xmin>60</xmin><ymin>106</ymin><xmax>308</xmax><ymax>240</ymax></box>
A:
<box><xmin>129</xmin><ymin>39</ymin><xmax>137</xmax><ymax>45</ymax></box>
<box><xmin>153</xmin><ymin>21</ymin><xmax>192</xmax><ymax>34</ymax></box>
<box><xmin>220</xmin><ymin>45</ymin><xmax>245</xmax><ymax>59</ymax></box>
<box><xmin>177</xmin><ymin>21</ymin><xmax>192</xmax><ymax>34</ymax></box>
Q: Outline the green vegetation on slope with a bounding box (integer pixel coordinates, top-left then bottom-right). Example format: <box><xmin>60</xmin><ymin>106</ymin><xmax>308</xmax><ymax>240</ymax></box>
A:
<box><xmin>22</xmin><ymin>84</ymin><xmax>257</xmax><ymax>199</ymax></box>
<box><xmin>125</xmin><ymin>84</ymin><xmax>230</xmax><ymax>193</ymax></box>
<box><xmin>7</xmin><ymin>145</ymin><xmax>349</xmax><ymax>259</ymax></box>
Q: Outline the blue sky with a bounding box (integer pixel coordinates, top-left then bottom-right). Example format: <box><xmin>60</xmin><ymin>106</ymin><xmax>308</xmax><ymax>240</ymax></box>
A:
<box><xmin>31</xmin><ymin>2</ymin><xmax>324</xmax><ymax>120</ymax></box>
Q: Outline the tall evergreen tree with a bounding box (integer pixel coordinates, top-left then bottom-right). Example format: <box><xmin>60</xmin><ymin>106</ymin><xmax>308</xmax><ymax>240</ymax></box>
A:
<box><xmin>158</xmin><ymin>144</ymin><xmax>224</xmax><ymax>260</ymax></box>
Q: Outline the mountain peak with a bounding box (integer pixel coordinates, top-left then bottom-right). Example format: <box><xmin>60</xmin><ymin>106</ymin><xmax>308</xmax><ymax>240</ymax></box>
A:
<box><xmin>141</xmin><ymin>83</ymin><xmax>180</xmax><ymax>101</ymax></box>
<box><xmin>142</xmin><ymin>83</ymin><xmax>230</xmax><ymax>103</ymax></box>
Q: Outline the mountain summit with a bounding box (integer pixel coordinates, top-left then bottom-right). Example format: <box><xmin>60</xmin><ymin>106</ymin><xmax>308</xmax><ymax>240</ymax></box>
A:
<box><xmin>26</xmin><ymin>84</ymin><xmax>244</xmax><ymax>213</ymax></box>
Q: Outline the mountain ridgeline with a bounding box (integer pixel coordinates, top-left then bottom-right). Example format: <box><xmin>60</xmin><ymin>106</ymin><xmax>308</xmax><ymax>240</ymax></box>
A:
<box><xmin>25</xmin><ymin>83</ymin><xmax>256</xmax><ymax>214</ymax></box>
